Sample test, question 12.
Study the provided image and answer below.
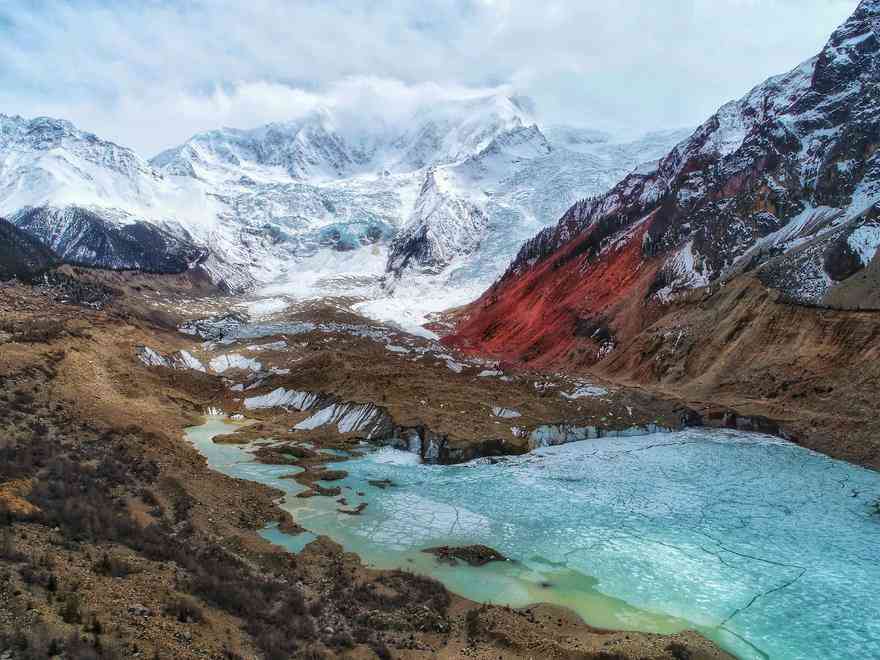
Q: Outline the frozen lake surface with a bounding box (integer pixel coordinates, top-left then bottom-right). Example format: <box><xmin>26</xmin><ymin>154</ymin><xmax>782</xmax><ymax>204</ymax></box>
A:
<box><xmin>187</xmin><ymin>421</ymin><xmax>880</xmax><ymax>659</ymax></box>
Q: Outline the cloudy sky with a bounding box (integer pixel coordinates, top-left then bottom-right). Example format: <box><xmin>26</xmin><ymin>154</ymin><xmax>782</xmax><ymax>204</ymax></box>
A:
<box><xmin>0</xmin><ymin>0</ymin><xmax>860</xmax><ymax>155</ymax></box>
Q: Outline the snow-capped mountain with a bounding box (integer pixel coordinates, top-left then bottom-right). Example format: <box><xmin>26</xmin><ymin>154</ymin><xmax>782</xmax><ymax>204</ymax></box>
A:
<box><xmin>0</xmin><ymin>95</ymin><xmax>687</xmax><ymax>318</ymax></box>
<box><xmin>370</xmin><ymin>120</ymin><xmax>690</xmax><ymax>328</ymax></box>
<box><xmin>448</xmin><ymin>0</ymin><xmax>880</xmax><ymax>364</ymax></box>
<box><xmin>385</xmin><ymin>124</ymin><xmax>690</xmax><ymax>276</ymax></box>
<box><xmin>0</xmin><ymin>114</ymin><xmax>232</xmax><ymax>280</ymax></box>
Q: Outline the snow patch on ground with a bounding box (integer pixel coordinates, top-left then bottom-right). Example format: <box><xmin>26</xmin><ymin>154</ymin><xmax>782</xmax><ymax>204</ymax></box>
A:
<box><xmin>244</xmin><ymin>388</ymin><xmax>318</xmax><ymax>411</ymax></box>
<box><xmin>560</xmin><ymin>384</ymin><xmax>609</xmax><ymax>399</ymax></box>
<box><xmin>246</xmin><ymin>340</ymin><xmax>288</xmax><ymax>352</ymax></box>
<box><xmin>209</xmin><ymin>354</ymin><xmax>263</xmax><ymax>374</ymax></box>
<box><xmin>848</xmin><ymin>222</ymin><xmax>880</xmax><ymax>266</ymax></box>
<box><xmin>241</xmin><ymin>297</ymin><xmax>290</xmax><ymax>318</ymax></box>
<box><xmin>655</xmin><ymin>240</ymin><xmax>710</xmax><ymax>302</ymax></box>
<box><xmin>136</xmin><ymin>346</ymin><xmax>206</xmax><ymax>373</ymax></box>
<box><xmin>137</xmin><ymin>346</ymin><xmax>170</xmax><ymax>368</ymax></box>
<box><xmin>385</xmin><ymin>344</ymin><xmax>410</xmax><ymax>354</ymax></box>
<box><xmin>177</xmin><ymin>350</ymin><xmax>207</xmax><ymax>372</ymax></box>
<box><xmin>294</xmin><ymin>402</ymin><xmax>387</xmax><ymax>437</ymax></box>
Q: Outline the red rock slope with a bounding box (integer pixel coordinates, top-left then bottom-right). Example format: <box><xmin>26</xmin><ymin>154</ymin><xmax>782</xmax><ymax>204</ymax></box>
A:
<box><xmin>446</xmin><ymin>0</ymin><xmax>880</xmax><ymax>369</ymax></box>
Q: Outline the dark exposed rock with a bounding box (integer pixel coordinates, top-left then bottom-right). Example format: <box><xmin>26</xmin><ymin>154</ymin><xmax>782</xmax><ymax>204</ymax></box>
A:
<box><xmin>422</xmin><ymin>545</ymin><xmax>508</xmax><ymax>567</ymax></box>
<box><xmin>313</xmin><ymin>469</ymin><xmax>347</xmax><ymax>482</ymax></box>
<box><xmin>573</xmin><ymin>316</ymin><xmax>613</xmax><ymax>342</ymax></box>
<box><xmin>0</xmin><ymin>217</ymin><xmax>58</xmax><ymax>281</ymax></box>
<box><xmin>278</xmin><ymin>513</ymin><xmax>305</xmax><ymax>535</ymax></box>
<box><xmin>337</xmin><ymin>502</ymin><xmax>368</xmax><ymax>515</ymax></box>
<box><xmin>307</xmin><ymin>484</ymin><xmax>342</xmax><ymax>498</ymax></box>
<box><xmin>823</xmin><ymin>238</ymin><xmax>864</xmax><ymax>281</ymax></box>
<box><xmin>11</xmin><ymin>206</ymin><xmax>207</xmax><ymax>274</ymax></box>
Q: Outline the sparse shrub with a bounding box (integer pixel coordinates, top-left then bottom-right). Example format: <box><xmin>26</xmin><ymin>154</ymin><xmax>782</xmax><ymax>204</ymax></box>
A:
<box><xmin>0</xmin><ymin>527</ymin><xmax>22</xmax><ymax>561</ymax></box>
<box><xmin>666</xmin><ymin>641</ymin><xmax>693</xmax><ymax>660</ymax></box>
<box><xmin>163</xmin><ymin>595</ymin><xmax>204</xmax><ymax>623</ymax></box>
<box><xmin>252</xmin><ymin>627</ymin><xmax>298</xmax><ymax>660</ymax></box>
<box><xmin>298</xmin><ymin>646</ymin><xmax>328</xmax><ymax>660</ymax></box>
<box><xmin>87</xmin><ymin>614</ymin><xmax>103</xmax><ymax>635</ymax></box>
<box><xmin>370</xmin><ymin>640</ymin><xmax>393</xmax><ymax>659</ymax></box>
<box><xmin>140</xmin><ymin>488</ymin><xmax>158</xmax><ymax>506</ymax></box>
<box><xmin>0</xmin><ymin>372</ymin><xmax>363</xmax><ymax>660</ymax></box>
<box><xmin>326</xmin><ymin>630</ymin><xmax>354</xmax><ymax>649</ymax></box>
<box><xmin>11</xmin><ymin>390</ymin><xmax>35</xmax><ymax>411</ymax></box>
<box><xmin>92</xmin><ymin>553</ymin><xmax>135</xmax><ymax>578</ymax></box>
<box><xmin>59</xmin><ymin>592</ymin><xmax>82</xmax><ymax>624</ymax></box>
<box><xmin>465</xmin><ymin>607</ymin><xmax>481</xmax><ymax>641</ymax></box>
<box><xmin>160</xmin><ymin>477</ymin><xmax>194</xmax><ymax>523</ymax></box>
<box><xmin>18</xmin><ymin>563</ymin><xmax>55</xmax><ymax>591</ymax></box>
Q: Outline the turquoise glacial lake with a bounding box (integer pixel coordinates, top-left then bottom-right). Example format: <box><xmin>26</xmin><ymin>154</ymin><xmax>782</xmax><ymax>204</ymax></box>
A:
<box><xmin>187</xmin><ymin>419</ymin><xmax>880</xmax><ymax>660</ymax></box>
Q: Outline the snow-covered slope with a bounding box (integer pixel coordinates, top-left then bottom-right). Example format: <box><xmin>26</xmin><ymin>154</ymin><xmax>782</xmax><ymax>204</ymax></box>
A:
<box><xmin>0</xmin><ymin>95</ymin><xmax>687</xmax><ymax>317</ymax></box>
<box><xmin>0</xmin><ymin>114</ymin><xmax>237</xmax><ymax>280</ymax></box>
<box><xmin>149</xmin><ymin>93</ymin><xmax>687</xmax><ymax>319</ymax></box>
<box><xmin>368</xmin><ymin>124</ymin><xmax>689</xmax><ymax>326</ymax></box>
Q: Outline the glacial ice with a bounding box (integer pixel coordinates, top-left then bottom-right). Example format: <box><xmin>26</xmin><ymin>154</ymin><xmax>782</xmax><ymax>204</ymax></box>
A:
<box><xmin>185</xmin><ymin>419</ymin><xmax>880</xmax><ymax>660</ymax></box>
<box><xmin>294</xmin><ymin>402</ymin><xmax>387</xmax><ymax>437</ymax></box>
<box><xmin>304</xmin><ymin>430</ymin><xmax>880</xmax><ymax>660</ymax></box>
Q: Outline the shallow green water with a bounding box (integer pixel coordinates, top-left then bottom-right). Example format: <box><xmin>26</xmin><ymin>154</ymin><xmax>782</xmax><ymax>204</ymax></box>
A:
<box><xmin>186</xmin><ymin>418</ymin><xmax>880</xmax><ymax>660</ymax></box>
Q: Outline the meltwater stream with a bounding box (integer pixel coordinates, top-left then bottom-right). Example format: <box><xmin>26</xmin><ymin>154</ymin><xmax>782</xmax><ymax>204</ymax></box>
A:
<box><xmin>186</xmin><ymin>420</ymin><xmax>880</xmax><ymax>660</ymax></box>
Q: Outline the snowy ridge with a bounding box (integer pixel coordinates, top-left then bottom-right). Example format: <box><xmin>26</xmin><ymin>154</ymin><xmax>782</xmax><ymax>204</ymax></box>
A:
<box><xmin>502</xmin><ymin>0</ymin><xmax>880</xmax><ymax>306</ymax></box>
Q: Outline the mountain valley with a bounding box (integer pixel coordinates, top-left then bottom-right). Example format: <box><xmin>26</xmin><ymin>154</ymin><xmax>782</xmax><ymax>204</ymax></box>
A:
<box><xmin>2</xmin><ymin>2</ymin><xmax>880</xmax><ymax>660</ymax></box>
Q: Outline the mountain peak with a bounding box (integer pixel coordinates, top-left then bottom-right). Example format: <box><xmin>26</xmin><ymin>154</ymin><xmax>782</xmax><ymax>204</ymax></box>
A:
<box><xmin>1</xmin><ymin>113</ymin><xmax>78</xmax><ymax>143</ymax></box>
<box><xmin>508</xmin><ymin>94</ymin><xmax>536</xmax><ymax>117</ymax></box>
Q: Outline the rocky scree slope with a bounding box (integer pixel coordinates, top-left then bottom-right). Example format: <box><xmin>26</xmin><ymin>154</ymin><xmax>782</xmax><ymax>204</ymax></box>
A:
<box><xmin>448</xmin><ymin>0</ymin><xmax>880</xmax><ymax>367</ymax></box>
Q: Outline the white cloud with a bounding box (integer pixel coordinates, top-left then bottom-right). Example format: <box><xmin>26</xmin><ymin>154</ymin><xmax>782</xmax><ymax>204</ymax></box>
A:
<box><xmin>0</xmin><ymin>0</ymin><xmax>860</xmax><ymax>155</ymax></box>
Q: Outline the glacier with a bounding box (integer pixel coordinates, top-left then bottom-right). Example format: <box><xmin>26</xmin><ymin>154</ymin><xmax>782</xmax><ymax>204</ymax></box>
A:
<box><xmin>0</xmin><ymin>100</ymin><xmax>688</xmax><ymax>330</ymax></box>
